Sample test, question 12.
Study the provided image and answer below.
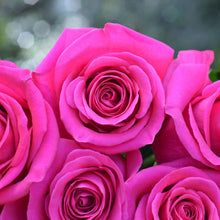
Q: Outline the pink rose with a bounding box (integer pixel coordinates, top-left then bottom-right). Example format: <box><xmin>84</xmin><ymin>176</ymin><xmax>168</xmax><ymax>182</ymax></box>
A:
<box><xmin>0</xmin><ymin>61</ymin><xmax>59</xmax><ymax>204</ymax></box>
<box><xmin>125</xmin><ymin>162</ymin><xmax>220</xmax><ymax>219</ymax></box>
<box><xmin>1</xmin><ymin>139</ymin><xmax>128</xmax><ymax>219</ymax></box>
<box><xmin>33</xmin><ymin>23</ymin><xmax>174</xmax><ymax>154</ymax></box>
<box><xmin>153</xmin><ymin>50</ymin><xmax>219</xmax><ymax>168</ymax></box>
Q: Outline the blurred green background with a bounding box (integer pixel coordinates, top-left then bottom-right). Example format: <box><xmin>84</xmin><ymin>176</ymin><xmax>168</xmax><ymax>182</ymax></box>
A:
<box><xmin>0</xmin><ymin>0</ymin><xmax>220</xmax><ymax>71</ymax></box>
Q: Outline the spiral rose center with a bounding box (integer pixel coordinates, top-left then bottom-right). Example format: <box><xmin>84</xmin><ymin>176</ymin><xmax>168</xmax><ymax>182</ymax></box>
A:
<box><xmin>86</xmin><ymin>70</ymin><xmax>134</xmax><ymax>118</ymax></box>
<box><xmin>174</xmin><ymin>201</ymin><xmax>197</xmax><ymax>220</ymax></box>
<box><xmin>62</xmin><ymin>183</ymin><xmax>102</xmax><ymax>220</ymax></box>
<box><xmin>100</xmin><ymin>86</ymin><xmax>121</xmax><ymax>108</ymax></box>
<box><xmin>75</xmin><ymin>192</ymin><xmax>95</xmax><ymax>212</ymax></box>
<box><xmin>182</xmin><ymin>205</ymin><xmax>195</xmax><ymax>218</ymax></box>
<box><xmin>184</xmin><ymin>206</ymin><xmax>194</xmax><ymax>217</ymax></box>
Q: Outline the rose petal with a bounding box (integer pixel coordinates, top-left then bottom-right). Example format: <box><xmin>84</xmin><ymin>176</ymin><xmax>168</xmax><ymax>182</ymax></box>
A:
<box><xmin>50</xmin><ymin>23</ymin><xmax>173</xmax><ymax>94</ymax></box>
<box><xmin>1</xmin><ymin>196</ymin><xmax>28</xmax><ymax>220</ymax></box>
<box><xmin>27</xmin><ymin>139</ymin><xmax>80</xmax><ymax>220</ymax></box>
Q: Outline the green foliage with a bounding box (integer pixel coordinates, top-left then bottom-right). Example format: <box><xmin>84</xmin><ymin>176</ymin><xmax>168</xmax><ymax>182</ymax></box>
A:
<box><xmin>209</xmin><ymin>68</ymin><xmax>220</xmax><ymax>82</ymax></box>
<box><xmin>140</xmin><ymin>154</ymin><xmax>156</xmax><ymax>170</ymax></box>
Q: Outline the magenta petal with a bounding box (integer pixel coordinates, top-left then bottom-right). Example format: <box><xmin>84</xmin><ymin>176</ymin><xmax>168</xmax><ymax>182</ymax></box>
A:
<box><xmin>128</xmin><ymin>65</ymin><xmax>152</xmax><ymax>119</ymax></box>
<box><xmin>177</xmin><ymin>50</ymin><xmax>214</xmax><ymax>65</ymax></box>
<box><xmin>110</xmin><ymin>154</ymin><xmax>126</xmax><ymax>180</ymax></box>
<box><xmin>0</xmin><ymin>65</ymin><xmax>30</xmax><ymax>104</ymax></box>
<box><xmin>35</xmin><ymin>27</ymin><xmax>95</xmax><ymax>75</ymax></box>
<box><xmin>102</xmin><ymin>23</ymin><xmax>174</xmax><ymax>80</ymax></box>
<box><xmin>34</xmin><ymin>23</ymin><xmax>172</xmax><ymax>155</ymax></box>
<box><xmin>1</xmin><ymin>196</ymin><xmax>28</xmax><ymax>220</ymax></box>
<box><xmin>47</xmin><ymin>149</ymin><xmax>124</xmax><ymax>219</ymax></box>
<box><xmin>25</xmin><ymin>102</ymin><xmax>59</xmax><ymax>182</ymax></box>
<box><xmin>161</xmin><ymin>80</ymin><xmax>220</xmax><ymax>169</ymax></box>
<box><xmin>27</xmin><ymin>139</ymin><xmax>80</xmax><ymax>220</ymax></box>
<box><xmin>52</xmin><ymin>23</ymin><xmax>173</xmax><ymax>94</ymax></box>
<box><xmin>126</xmin><ymin>150</ymin><xmax>143</xmax><ymax>179</ymax></box>
<box><xmin>153</xmin><ymin>117</ymin><xmax>189</xmax><ymax>164</ymax></box>
<box><xmin>165</xmin><ymin>63</ymin><xmax>210</xmax><ymax>112</ymax></box>
<box><xmin>210</xmin><ymin>101</ymin><xmax>220</xmax><ymax>153</ymax></box>
<box><xmin>24</xmin><ymin>79</ymin><xmax>49</xmax><ymax>165</ymax></box>
<box><xmin>0</xmin><ymin>60</ymin><xmax>19</xmax><ymax>68</ymax></box>
<box><xmin>125</xmin><ymin>165</ymin><xmax>174</xmax><ymax>220</ymax></box>
<box><xmin>83</xmin><ymin>55</ymin><xmax>129</xmax><ymax>81</ymax></box>
<box><xmin>134</xmin><ymin>195</ymin><xmax>149</xmax><ymax>220</ymax></box>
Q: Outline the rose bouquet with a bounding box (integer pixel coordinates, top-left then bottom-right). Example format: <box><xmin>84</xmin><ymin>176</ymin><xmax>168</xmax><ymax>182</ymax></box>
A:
<box><xmin>0</xmin><ymin>23</ymin><xmax>219</xmax><ymax>219</ymax></box>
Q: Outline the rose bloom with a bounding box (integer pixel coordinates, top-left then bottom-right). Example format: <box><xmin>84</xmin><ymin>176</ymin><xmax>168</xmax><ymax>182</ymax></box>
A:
<box><xmin>0</xmin><ymin>61</ymin><xmax>59</xmax><ymax>205</ymax></box>
<box><xmin>125</xmin><ymin>160</ymin><xmax>220</xmax><ymax>219</ymax></box>
<box><xmin>33</xmin><ymin>23</ymin><xmax>174</xmax><ymax>154</ymax></box>
<box><xmin>153</xmin><ymin>50</ymin><xmax>219</xmax><ymax>169</ymax></box>
<box><xmin>0</xmin><ymin>139</ymin><xmax>133</xmax><ymax>219</ymax></box>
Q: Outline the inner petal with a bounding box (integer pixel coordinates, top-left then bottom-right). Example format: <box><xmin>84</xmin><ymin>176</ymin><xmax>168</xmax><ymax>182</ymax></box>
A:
<box><xmin>175</xmin><ymin>201</ymin><xmax>197</xmax><ymax>219</ymax></box>
<box><xmin>0</xmin><ymin>115</ymin><xmax>6</xmax><ymax>141</ymax></box>
<box><xmin>168</xmin><ymin>188</ymin><xmax>205</xmax><ymax>220</ymax></box>
<box><xmin>97</xmin><ymin>82</ymin><xmax>129</xmax><ymax>116</ymax></box>
<box><xmin>210</xmin><ymin>100</ymin><xmax>220</xmax><ymax>156</ymax></box>
<box><xmin>87</xmin><ymin>70</ymin><xmax>134</xmax><ymax>117</ymax></box>
<box><xmin>0</xmin><ymin>105</ymin><xmax>7</xmax><ymax>139</ymax></box>
<box><xmin>75</xmin><ymin>190</ymin><xmax>96</xmax><ymax>212</ymax></box>
<box><xmin>0</xmin><ymin>115</ymin><xmax>15</xmax><ymax>164</ymax></box>
<box><xmin>62</xmin><ymin>179</ymin><xmax>103</xmax><ymax>219</ymax></box>
<box><xmin>99</xmin><ymin>85</ymin><xmax>121</xmax><ymax>107</ymax></box>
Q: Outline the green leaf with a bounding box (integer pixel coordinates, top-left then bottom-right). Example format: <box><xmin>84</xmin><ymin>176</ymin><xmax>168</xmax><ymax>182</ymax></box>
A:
<box><xmin>140</xmin><ymin>154</ymin><xmax>155</xmax><ymax>169</ymax></box>
<box><xmin>209</xmin><ymin>69</ymin><xmax>220</xmax><ymax>82</ymax></box>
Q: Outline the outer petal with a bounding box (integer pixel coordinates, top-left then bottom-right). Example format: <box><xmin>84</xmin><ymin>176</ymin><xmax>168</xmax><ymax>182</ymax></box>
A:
<box><xmin>147</xmin><ymin>167</ymin><xmax>220</xmax><ymax>219</ymax></box>
<box><xmin>35</xmin><ymin>27</ymin><xmax>95</xmax><ymax>74</ymax></box>
<box><xmin>60</xmin><ymin>52</ymin><xmax>165</xmax><ymax>154</ymax></box>
<box><xmin>0</xmin><ymin>60</ymin><xmax>19</xmax><ymax>68</ymax></box>
<box><xmin>32</xmin><ymin>28</ymin><xmax>95</xmax><ymax>123</ymax></box>
<box><xmin>165</xmin><ymin>63</ymin><xmax>210</xmax><ymax>112</ymax></box>
<box><xmin>53</xmin><ymin>23</ymin><xmax>173</xmax><ymax>94</ymax></box>
<box><xmin>125</xmin><ymin>165</ymin><xmax>220</xmax><ymax>220</ymax></box>
<box><xmin>44</xmin><ymin>149</ymin><xmax>125</xmax><ymax>220</ymax></box>
<box><xmin>27</xmin><ymin>139</ymin><xmax>79</xmax><ymax>220</ymax></box>
<box><xmin>126</xmin><ymin>150</ymin><xmax>143</xmax><ymax>179</ymax></box>
<box><xmin>163</xmin><ymin>50</ymin><xmax>213</xmax><ymax>90</ymax></box>
<box><xmin>0</xmin><ymin>196</ymin><xmax>28</xmax><ymax>220</ymax></box>
<box><xmin>0</xmin><ymin>65</ymin><xmax>30</xmax><ymax>106</ymax></box>
<box><xmin>0</xmin><ymin>63</ymin><xmax>60</xmax><ymax>204</ymax></box>
<box><xmin>153</xmin><ymin>50</ymin><xmax>214</xmax><ymax>165</ymax></box>
<box><xmin>160</xmin><ymin>83</ymin><xmax>220</xmax><ymax>169</ymax></box>
<box><xmin>33</xmin><ymin>23</ymin><xmax>173</xmax><ymax>155</ymax></box>
<box><xmin>125</xmin><ymin>165</ymin><xmax>174</xmax><ymax>220</ymax></box>
<box><xmin>33</xmin><ymin>23</ymin><xmax>173</xmax><ymax>98</ymax></box>
<box><xmin>177</xmin><ymin>50</ymin><xmax>214</xmax><ymax>65</ymax></box>
<box><xmin>153</xmin><ymin>117</ymin><xmax>189</xmax><ymax>164</ymax></box>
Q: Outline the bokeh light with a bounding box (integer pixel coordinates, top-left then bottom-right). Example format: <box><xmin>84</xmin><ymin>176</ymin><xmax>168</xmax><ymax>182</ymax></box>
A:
<box><xmin>0</xmin><ymin>0</ymin><xmax>219</xmax><ymax>71</ymax></box>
